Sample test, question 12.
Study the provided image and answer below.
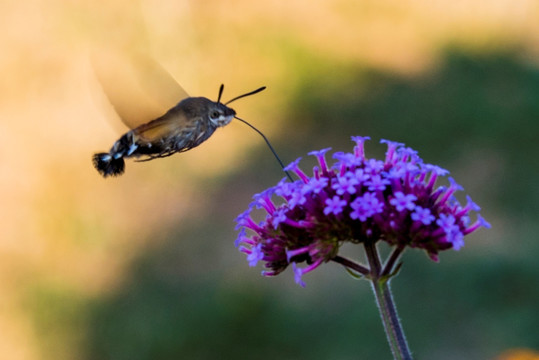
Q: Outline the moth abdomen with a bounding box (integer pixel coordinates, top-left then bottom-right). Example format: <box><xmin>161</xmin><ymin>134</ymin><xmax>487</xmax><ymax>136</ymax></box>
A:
<box><xmin>92</xmin><ymin>152</ymin><xmax>126</xmax><ymax>177</ymax></box>
<box><xmin>92</xmin><ymin>132</ymin><xmax>136</xmax><ymax>177</ymax></box>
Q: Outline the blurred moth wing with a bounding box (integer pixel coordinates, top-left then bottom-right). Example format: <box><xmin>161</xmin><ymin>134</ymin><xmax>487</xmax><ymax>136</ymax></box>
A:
<box><xmin>130</xmin><ymin>107</ymin><xmax>192</xmax><ymax>144</ymax></box>
<box><xmin>91</xmin><ymin>48</ymin><xmax>189</xmax><ymax>130</ymax></box>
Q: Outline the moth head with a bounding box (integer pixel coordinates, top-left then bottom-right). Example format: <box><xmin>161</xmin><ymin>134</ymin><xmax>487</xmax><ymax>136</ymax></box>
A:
<box><xmin>208</xmin><ymin>102</ymin><xmax>236</xmax><ymax>126</ymax></box>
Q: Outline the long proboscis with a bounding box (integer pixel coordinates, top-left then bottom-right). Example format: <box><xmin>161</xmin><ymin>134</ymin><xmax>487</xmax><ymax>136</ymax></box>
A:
<box><xmin>218</xmin><ymin>84</ymin><xmax>292</xmax><ymax>181</ymax></box>
<box><xmin>234</xmin><ymin>116</ymin><xmax>293</xmax><ymax>182</ymax></box>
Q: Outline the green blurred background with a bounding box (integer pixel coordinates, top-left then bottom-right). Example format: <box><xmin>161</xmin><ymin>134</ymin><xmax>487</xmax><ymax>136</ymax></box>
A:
<box><xmin>1</xmin><ymin>1</ymin><xmax>538</xmax><ymax>359</ymax></box>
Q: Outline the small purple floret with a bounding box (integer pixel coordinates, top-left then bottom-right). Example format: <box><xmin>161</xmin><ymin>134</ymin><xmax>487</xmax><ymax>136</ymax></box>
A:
<box><xmin>332</xmin><ymin>172</ymin><xmax>359</xmax><ymax>195</ymax></box>
<box><xmin>390</xmin><ymin>192</ymin><xmax>417</xmax><ymax>212</ymax></box>
<box><xmin>246</xmin><ymin>243</ymin><xmax>265</xmax><ymax>267</ymax></box>
<box><xmin>350</xmin><ymin>192</ymin><xmax>384</xmax><ymax>221</ymax></box>
<box><xmin>284</xmin><ymin>158</ymin><xmax>309</xmax><ymax>183</ymax></box>
<box><xmin>365</xmin><ymin>174</ymin><xmax>390</xmax><ymax>191</ymax></box>
<box><xmin>324</xmin><ymin>195</ymin><xmax>347</xmax><ymax>215</ymax></box>
<box><xmin>304</xmin><ymin>177</ymin><xmax>328</xmax><ymax>194</ymax></box>
<box><xmin>411</xmin><ymin>206</ymin><xmax>435</xmax><ymax>225</ymax></box>
<box><xmin>292</xmin><ymin>263</ymin><xmax>306</xmax><ymax>288</ymax></box>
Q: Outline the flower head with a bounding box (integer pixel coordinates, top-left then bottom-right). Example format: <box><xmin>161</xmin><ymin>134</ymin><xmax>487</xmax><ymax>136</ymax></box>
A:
<box><xmin>236</xmin><ymin>137</ymin><xmax>490</xmax><ymax>285</ymax></box>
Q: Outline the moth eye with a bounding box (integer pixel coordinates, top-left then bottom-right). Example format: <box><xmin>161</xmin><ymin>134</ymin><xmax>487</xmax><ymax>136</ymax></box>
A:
<box><xmin>211</xmin><ymin>111</ymin><xmax>220</xmax><ymax>119</ymax></box>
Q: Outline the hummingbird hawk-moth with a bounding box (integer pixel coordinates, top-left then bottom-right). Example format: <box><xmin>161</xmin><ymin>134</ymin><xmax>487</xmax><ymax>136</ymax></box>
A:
<box><xmin>92</xmin><ymin>84</ymin><xmax>265</xmax><ymax>177</ymax></box>
<box><xmin>91</xmin><ymin>50</ymin><xmax>290</xmax><ymax>180</ymax></box>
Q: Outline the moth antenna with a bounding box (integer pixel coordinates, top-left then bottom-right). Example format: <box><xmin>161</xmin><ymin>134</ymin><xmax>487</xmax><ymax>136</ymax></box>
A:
<box><xmin>225</xmin><ymin>86</ymin><xmax>266</xmax><ymax>105</ymax></box>
<box><xmin>217</xmin><ymin>84</ymin><xmax>225</xmax><ymax>103</ymax></box>
<box><xmin>234</xmin><ymin>116</ymin><xmax>293</xmax><ymax>182</ymax></box>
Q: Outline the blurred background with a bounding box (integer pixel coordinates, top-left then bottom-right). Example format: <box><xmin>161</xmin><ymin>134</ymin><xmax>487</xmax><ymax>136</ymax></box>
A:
<box><xmin>1</xmin><ymin>0</ymin><xmax>538</xmax><ymax>359</ymax></box>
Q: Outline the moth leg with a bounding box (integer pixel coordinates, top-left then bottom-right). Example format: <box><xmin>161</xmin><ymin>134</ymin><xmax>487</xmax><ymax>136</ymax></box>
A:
<box><xmin>134</xmin><ymin>150</ymin><xmax>177</xmax><ymax>162</ymax></box>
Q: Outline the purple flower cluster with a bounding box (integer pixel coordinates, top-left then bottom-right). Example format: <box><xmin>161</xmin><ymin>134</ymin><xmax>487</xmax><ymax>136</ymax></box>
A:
<box><xmin>235</xmin><ymin>136</ymin><xmax>490</xmax><ymax>286</ymax></box>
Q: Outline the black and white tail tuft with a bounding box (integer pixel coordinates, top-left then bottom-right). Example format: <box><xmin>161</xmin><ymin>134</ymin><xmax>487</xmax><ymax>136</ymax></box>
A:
<box><xmin>92</xmin><ymin>153</ymin><xmax>125</xmax><ymax>177</ymax></box>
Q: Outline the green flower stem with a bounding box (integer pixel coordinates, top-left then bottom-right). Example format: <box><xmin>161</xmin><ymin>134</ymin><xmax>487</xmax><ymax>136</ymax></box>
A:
<box><xmin>382</xmin><ymin>246</ymin><xmax>405</xmax><ymax>277</ymax></box>
<box><xmin>332</xmin><ymin>255</ymin><xmax>370</xmax><ymax>276</ymax></box>
<box><xmin>364</xmin><ymin>241</ymin><xmax>413</xmax><ymax>360</ymax></box>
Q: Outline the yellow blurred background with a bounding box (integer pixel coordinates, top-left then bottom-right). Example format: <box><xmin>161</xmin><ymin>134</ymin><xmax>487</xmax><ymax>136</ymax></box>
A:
<box><xmin>1</xmin><ymin>0</ymin><xmax>538</xmax><ymax>359</ymax></box>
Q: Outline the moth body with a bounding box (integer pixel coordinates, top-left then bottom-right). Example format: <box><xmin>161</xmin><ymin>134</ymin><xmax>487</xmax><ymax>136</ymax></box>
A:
<box><xmin>93</xmin><ymin>97</ymin><xmax>236</xmax><ymax>177</ymax></box>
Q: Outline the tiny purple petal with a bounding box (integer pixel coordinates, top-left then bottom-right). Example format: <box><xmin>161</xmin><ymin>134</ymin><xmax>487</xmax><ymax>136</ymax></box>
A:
<box><xmin>350</xmin><ymin>199</ymin><xmax>369</xmax><ymax>221</ymax></box>
<box><xmin>332</xmin><ymin>172</ymin><xmax>359</xmax><ymax>195</ymax></box>
<box><xmin>350</xmin><ymin>192</ymin><xmax>384</xmax><ymax>221</ymax></box>
<box><xmin>438</xmin><ymin>177</ymin><xmax>463</xmax><ymax>204</ymax></box>
<box><xmin>271</xmin><ymin>208</ymin><xmax>288</xmax><ymax>229</ymax></box>
<box><xmin>411</xmin><ymin>206</ymin><xmax>435</xmax><ymax>225</ymax></box>
<box><xmin>424</xmin><ymin>164</ymin><xmax>449</xmax><ymax>177</ymax></box>
<box><xmin>252</xmin><ymin>188</ymin><xmax>276</xmax><ymax>213</ymax></box>
<box><xmin>390</xmin><ymin>192</ymin><xmax>417</xmax><ymax>212</ymax></box>
<box><xmin>450</xmin><ymin>232</ymin><xmax>465</xmax><ymax>250</ymax></box>
<box><xmin>324</xmin><ymin>195</ymin><xmax>347</xmax><ymax>215</ymax></box>
<box><xmin>466</xmin><ymin>196</ymin><xmax>481</xmax><ymax>212</ymax></box>
<box><xmin>424</xmin><ymin>164</ymin><xmax>449</xmax><ymax>189</ymax></box>
<box><xmin>292</xmin><ymin>263</ymin><xmax>306</xmax><ymax>287</ymax></box>
<box><xmin>235</xmin><ymin>227</ymin><xmax>247</xmax><ymax>247</ymax></box>
<box><xmin>397</xmin><ymin>147</ymin><xmax>418</xmax><ymax>161</ymax></box>
<box><xmin>381</xmin><ymin>139</ymin><xmax>404</xmax><ymax>164</ymax></box>
<box><xmin>284</xmin><ymin>158</ymin><xmax>309</xmax><ymax>183</ymax></box>
<box><xmin>478</xmin><ymin>214</ymin><xmax>491</xmax><ymax>229</ymax></box>
<box><xmin>351</xmin><ymin>136</ymin><xmax>370</xmax><ymax>160</ymax></box>
<box><xmin>287</xmin><ymin>189</ymin><xmax>307</xmax><ymax>209</ymax></box>
<box><xmin>464</xmin><ymin>214</ymin><xmax>491</xmax><ymax>234</ymax></box>
<box><xmin>354</xmin><ymin>168</ymin><xmax>370</xmax><ymax>183</ymax></box>
<box><xmin>283</xmin><ymin>158</ymin><xmax>301</xmax><ymax>172</ymax></box>
<box><xmin>246</xmin><ymin>243</ymin><xmax>264</xmax><ymax>267</ymax></box>
<box><xmin>304</xmin><ymin>177</ymin><xmax>328</xmax><ymax>194</ymax></box>
<box><xmin>308</xmin><ymin>148</ymin><xmax>332</xmax><ymax>174</ymax></box>
<box><xmin>333</xmin><ymin>151</ymin><xmax>359</xmax><ymax>170</ymax></box>
<box><xmin>436</xmin><ymin>214</ymin><xmax>461</xmax><ymax>248</ymax></box>
<box><xmin>351</xmin><ymin>135</ymin><xmax>370</xmax><ymax>144</ymax></box>
<box><xmin>307</xmin><ymin>148</ymin><xmax>332</xmax><ymax>158</ymax></box>
<box><xmin>274</xmin><ymin>178</ymin><xmax>294</xmax><ymax>198</ymax></box>
<box><xmin>235</xmin><ymin>209</ymin><xmax>261</xmax><ymax>231</ymax></box>
<box><xmin>449</xmin><ymin>177</ymin><xmax>464</xmax><ymax>192</ymax></box>
<box><xmin>364</xmin><ymin>174</ymin><xmax>390</xmax><ymax>191</ymax></box>
<box><xmin>364</xmin><ymin>158</ymin><xmax>384</xmax><ymax>173</ymax></box>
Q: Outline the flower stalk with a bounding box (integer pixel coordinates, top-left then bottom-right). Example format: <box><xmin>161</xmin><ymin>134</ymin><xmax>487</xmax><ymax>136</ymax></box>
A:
<box><xmin>334</xmin><ymin>243</ymin><xmax>411</xmax><ymax>359</ymax></box>
<box><xmin>364</xmin><ymin>241</ymin><xmax>412</xmax><ymax>360</ymax></box>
